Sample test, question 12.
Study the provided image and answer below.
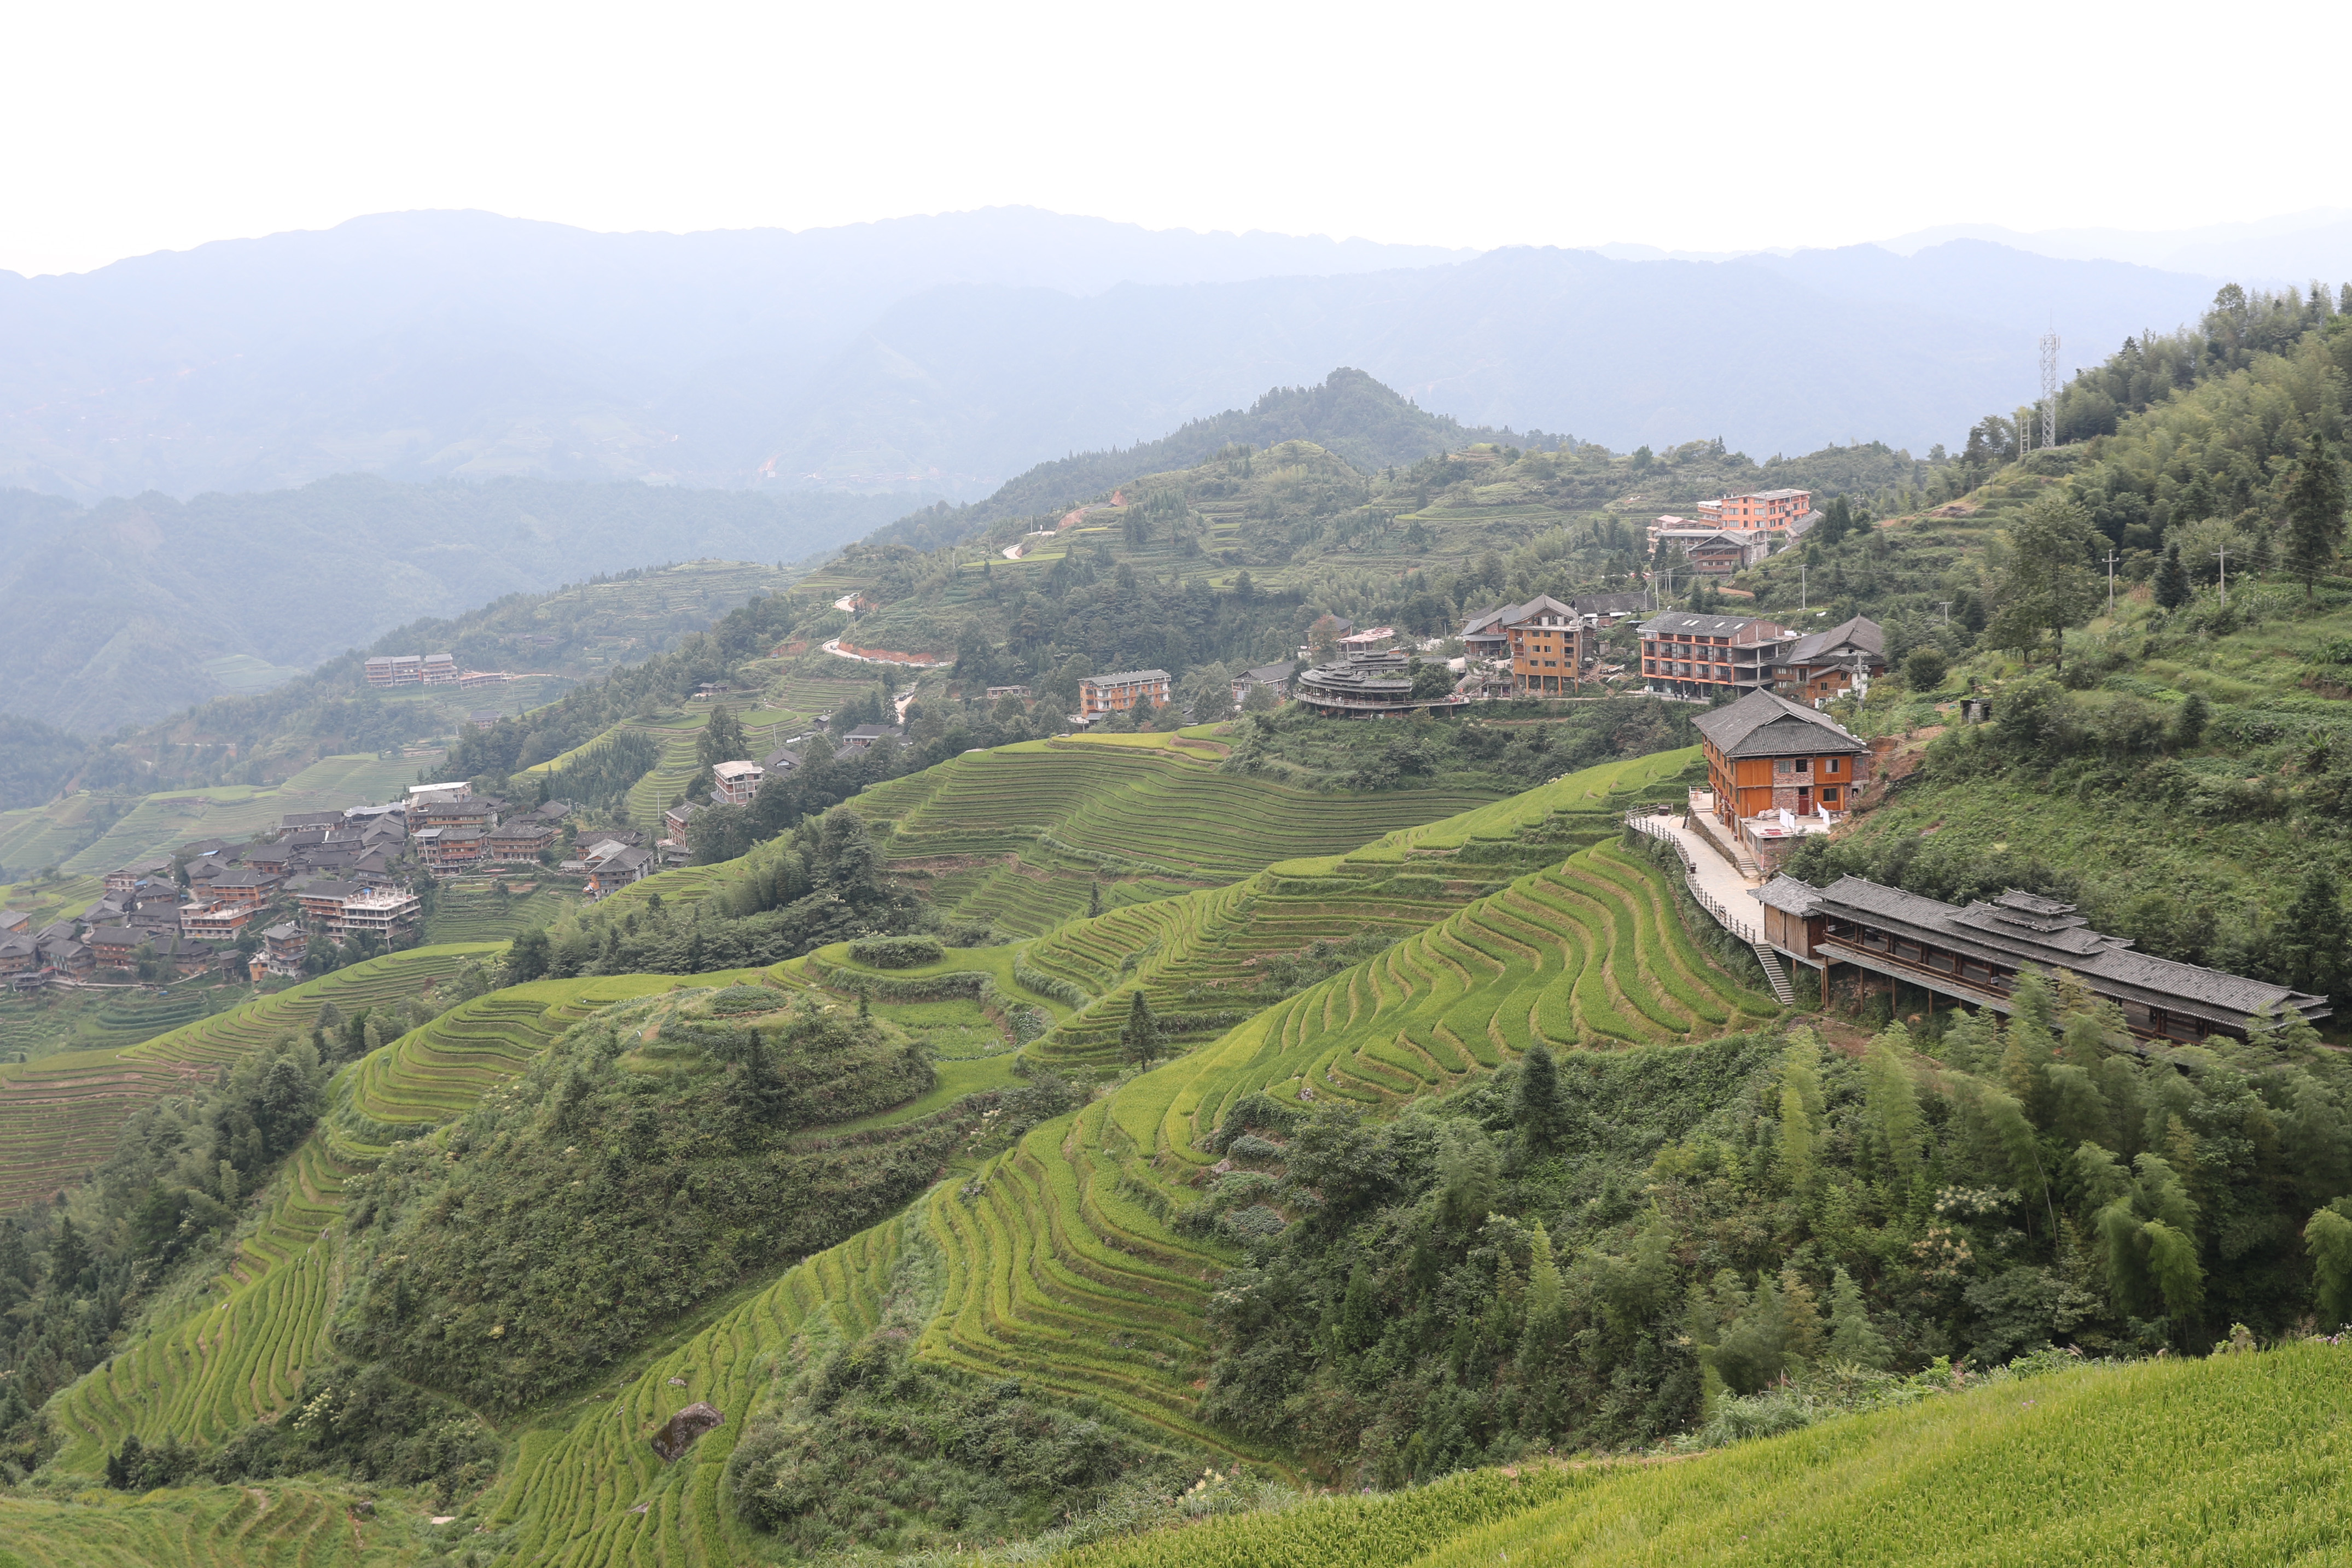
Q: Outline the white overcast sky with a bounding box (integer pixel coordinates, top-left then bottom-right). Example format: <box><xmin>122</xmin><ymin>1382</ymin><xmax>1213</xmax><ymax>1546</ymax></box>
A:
<box><xmin>2</xmin><ymin>0</ymin><xmax>2336</xmax><ymax>277</ymax></box>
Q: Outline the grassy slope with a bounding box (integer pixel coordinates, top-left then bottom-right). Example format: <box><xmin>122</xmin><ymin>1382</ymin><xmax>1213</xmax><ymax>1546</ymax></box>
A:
<box><xmin>22</xmin><ymin>745</ymin><xmax>1757</xmax><ymax>1568</ymax></box>
<box><xmin>477</xmin><ymin>750</ymin><xmax>1772</xmax><ymax>1566</ymax></box>
<box><xmin>1067</xmin><ymin>1343</ymin><xmax>2352</xmax><ymax>1567</ymax></box>
<box><xmin>0</xmin><ymin>944</ymin><xmax>502</xmax><ymax>1211</ymax></box>
<box><xmin>40</xmin><ymin>967</ymin><xmax>801</xmax><ymax>1470</ymax></box>
<box><xmin>854</xmin><ymin>730</ymin><xmax>1499</xmax><ymax>937</ymax></box>
<box><xmin>0</xmin><ymin>1479</ymin><xmax>433</xmax><ymax>1566</ymax></box>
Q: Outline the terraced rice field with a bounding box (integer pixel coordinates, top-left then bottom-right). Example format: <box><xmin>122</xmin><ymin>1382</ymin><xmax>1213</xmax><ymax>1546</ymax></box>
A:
<box><xmin>859</xmin><ymin>732</ymin><xmax>1498</xmax><ymax>935</ymax></box>
<box><xmin>617</xmin><ymin>708</ymin><xmax>808</xmax><ymax>834</ymax></box>
<box><xmin>486</xmin><ymin>1214</ymin><xmax>916</xmax><ymax>1566</ymax></box>
<box><xmin>0</xmin><ymin>945</ymin><xmax>499</xmax><ymax>1211</ymax></box>
<box><xmin>61</xmin><ymin>755</ymin><xmax>422</xmax><ymax>877</ymax></box>
<box><xmin>48</xmin><ymin>969</ymin><xmax>806</xmax><ymax>1468</ymax></box>
<box><xmin>420</xmin><ymin>880</ymin><xmax>577</xmax><ymax>942</ymax></box>
<box><xmin>0</xmin><ymin>1481</ymin><xmax>426</xmax><ymax>1566</ymax></box>
<box><xmin>480</xmin><ymin>752</ymin><xmax>1777</xmax><ymax>1568</ymax></box>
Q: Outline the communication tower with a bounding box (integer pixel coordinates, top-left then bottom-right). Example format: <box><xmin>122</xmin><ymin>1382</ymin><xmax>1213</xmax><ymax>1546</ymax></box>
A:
<box><xmin>2039</xmin><ymin>331</ymin><xmax>2059</xmax><ymax>451</ymax></box>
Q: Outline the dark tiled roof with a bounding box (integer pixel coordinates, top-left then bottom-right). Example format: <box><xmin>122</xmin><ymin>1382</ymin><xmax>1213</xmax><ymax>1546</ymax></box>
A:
<box><xmin>1641</xmin><ymin>609</ymin><xmax>1773</xmax><ymax>639</ymax></box>
<box><xmin>1752</xmin><ymin>876</ymin><xmax>1823</xmax><ymax>916</ymax></box>
<box><xmin>1691</xmin><ymin>690</ymin><xmax>1868</xmax><ymax>758</ymax></box>
<box><xmin>1782</xmin><ymin>615</ymin><xmax>1886</xmax><ymax>666</ymax></box>
<box><xmin>1811</xmin><ymin>876</ymin><xmax>2324</xmax><ymax>1027</ymax></box>
<box><xmin>1572</xmin><ymin>591</ymin><xmax>1654</xmax><ymax>616</ymax></box>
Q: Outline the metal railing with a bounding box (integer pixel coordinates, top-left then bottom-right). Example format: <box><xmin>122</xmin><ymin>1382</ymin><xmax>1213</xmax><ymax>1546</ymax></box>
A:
<box><xmin>1623</xmin><ymin>808</ymin><xmax>1758</xmax><ymax>942</ymax></box>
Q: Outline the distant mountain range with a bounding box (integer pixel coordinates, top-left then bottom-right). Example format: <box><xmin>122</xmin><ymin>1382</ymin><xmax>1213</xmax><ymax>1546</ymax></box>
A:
<box><xmin>0</xmin><ymin>208</ymin><xmax>2225</xmax><ymax>503</ymax></box>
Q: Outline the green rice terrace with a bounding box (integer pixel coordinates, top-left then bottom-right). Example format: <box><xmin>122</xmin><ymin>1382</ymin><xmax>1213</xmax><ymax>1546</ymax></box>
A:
<box><xmin>854</xmin><ymin>730</ymin><xmax>1501</xmax><ymax>936</ymax></box>
<box><xmin>1060</xmin><ymin>1342</ymin><xmax>2352</xmax><ymax>1567</ymax></box>
<box><xmin>0</xmin><ymin>980</ymin><xmax>249</xmax><ymax>1065</ymax></box>
<box><xmin>456</xmin><ymin>751</ymin><xmax>1774</xmax><ymax>1567</ymax></box>
<box><xmin>0</xmin><ymin>945</ymin><xmax>500</xmax><ymax>1211</ymax></box>
<box><xmin>1</xmin><ymin>745</ymin><xmax>1779</xmax><ymax>1566</ymax></box>
<box><xmin>0</xmin><ymin>754</ymin><xmax>422</xmax><ymax>884</ymax></box>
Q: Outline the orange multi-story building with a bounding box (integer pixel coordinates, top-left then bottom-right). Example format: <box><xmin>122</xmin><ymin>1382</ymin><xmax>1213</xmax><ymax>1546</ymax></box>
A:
<box><xmin>1692</xmin><ymin>689</ymin><xmax>1871</xmax><ymax>827</ymax></box>
<box><xmin>1699</xmin><ymin>488</ymin><xmax>1812</xmax><ymax>533</ymax></box>
<box><xmin>1638</xmin><ymin>610</ymin><xmax>1795</xmax><ymax>701</ymax></box>
<box><xmin>1079</xmin><ymin>668</ymin><xmax>1171</xmax><ymax>719</ymax></box>
<box><xmin>1500</xmin><ymin>594</ymin><xmax>1580</xmax><ymax>695</ymax></box>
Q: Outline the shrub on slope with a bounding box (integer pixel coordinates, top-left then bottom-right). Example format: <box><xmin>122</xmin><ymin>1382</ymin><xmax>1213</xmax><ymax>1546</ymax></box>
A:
<box><xmin>336</xmin><ymin>992</ymin><xmax>960</xmax><ymax>1409</ymax></box>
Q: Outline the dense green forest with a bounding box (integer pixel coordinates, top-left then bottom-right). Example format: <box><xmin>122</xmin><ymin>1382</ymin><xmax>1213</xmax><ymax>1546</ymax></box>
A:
<box><xmin>1202</xmin><ymin>967</ymin><xmax>2352</xmax><ymax>1482</ymax></box>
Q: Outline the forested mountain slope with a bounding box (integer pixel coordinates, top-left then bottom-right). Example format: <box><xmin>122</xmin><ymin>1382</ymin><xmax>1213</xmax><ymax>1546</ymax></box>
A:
<box><xmin>0</xmin><ymin>479</ymin><xmax>903</xmax><ymax>735</ymax></box>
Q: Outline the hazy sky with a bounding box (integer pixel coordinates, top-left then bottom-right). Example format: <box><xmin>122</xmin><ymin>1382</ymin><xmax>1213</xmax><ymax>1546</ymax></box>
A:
<box><xmin>6</xmin><ymin>0</ymin><xmax>2337</xmax><ymax>277</ymax></box>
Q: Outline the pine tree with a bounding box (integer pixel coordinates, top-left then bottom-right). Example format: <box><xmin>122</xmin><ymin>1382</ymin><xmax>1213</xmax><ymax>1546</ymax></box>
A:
<box><xmin>2153</xmin><ymin>543</ymin><xmax>2191</xmax><ymax>609</ymax></box>
<box><xmin>2279</xmin><ymin>867</ymin><xmax>2349</xmax><ymax>1007</ymax></box>
<box><xmin>47</xmin><ymin>1215</ymin><xmax>89</xmax><ymax>1289</ymax></box>
<box><xmin>2284</xmin><ymin>435</ymin><xmax>2349</xmax><ymax>599</ymax></box>
<box><xmin>2172</xmin><ymin>691</ymin><xmax>2209</xmax><ymax>751</ymax></box>
<box><xmin>1513</xmin><ymin>1043</ymin><xmax>1564</xmax><ymax>1153</ymax></box>
<box><xmin>1120</xmin><ymin>992</ymin><xmax>1162</xmax><ymax>1070</ymax></box>
<box><xmin>1087</xmin><ymin>880</ymin><xmax>1104</xmax><ymax>919</ymax></box>
<box><xmin>1826</xmin><ymin>1268</ymin><xmax>1891</xmax><ymax>1368</ymax></box>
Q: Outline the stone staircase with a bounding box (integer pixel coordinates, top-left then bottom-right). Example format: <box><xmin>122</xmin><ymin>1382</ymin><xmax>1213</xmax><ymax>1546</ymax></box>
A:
<box><xmin>1749</xmin><ymin>939</ymin><xmax>1798</xmax><ymax>1008</ymax></box>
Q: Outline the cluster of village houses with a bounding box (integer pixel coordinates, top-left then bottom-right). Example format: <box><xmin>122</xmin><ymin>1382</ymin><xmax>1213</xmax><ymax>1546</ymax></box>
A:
<box><xmin>0</xmin><ymin>781</ymin><xmax>585</xmax><ymax>992</ymax></box>
<box><xmin>1066</xmin><ymin>489</ymin><xmax>1887</xmax><ymax>725</ymax></box>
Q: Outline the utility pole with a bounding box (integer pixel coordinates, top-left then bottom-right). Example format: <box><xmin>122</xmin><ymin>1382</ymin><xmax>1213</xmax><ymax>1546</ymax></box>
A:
<box><xmin>2039</xmin><ymin>331</ymin><xmax>2060</xmax><ymax>452</ymax></box>
<box><xmin>1800</xmin><ymin>563</ymin><xmax>1808</xmax><ymax>612</ymax></box>
<box><xmin>1937</xmin><ymin>599</ymin><xmax>1953</xmax><ymax>625</ymax></box>
<box><xmin>2215</xmin><ymin>543</ymin><xmax>2230</xmax><ymax>609</ymax></box>
<box><xmin>2104</xmin><ymin>549</ymin><xmax>2117</xmax><ymax>616</ymax></box>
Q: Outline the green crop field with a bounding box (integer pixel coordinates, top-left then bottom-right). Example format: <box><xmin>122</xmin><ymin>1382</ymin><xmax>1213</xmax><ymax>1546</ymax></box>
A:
<box><xmin>464</xmin><ymin>751</ymin><xmax>1772</xmax><ymax>1567</ymax></box>
<box><xmin>22</xmin><ymin>749</ymin><xmax>1776</xmax><ymax>1567</ymax></box>
<box><xmin>858</xmin><ymin>730</ymin><xmax>1501</xmax><ymax>935</ymax></box>
<box><xmin>45</xmin><ymin>965</ymin><xmax>815</xmax><ymax>1473</ymax></box>
<box><xmin>0</xmin><ymin>945</ymin><xmax>500</xmax><ymax>1211</ymax></box>
<box><xmin>1069</xmin><ymin>1343</ymin><xmax>2352</xmax><ymax>1567</ymax></box>
<box><xmin>59</xmin><ymin>755</ymin><xmax>422</xmax><ymax>878</ymax></box>
<box><xmin>420</xmin><ymin>879</ymin><xmax>578</xmax><ymax>943</ymax></box>
<box><xmin>0</xmin><ymin>1478</ymin><xmax>431</xmax><ymax>1565</ymax></box>
<box><xmin>0</xmin><ymin>982</ymin><xmax>245</xmax><ymax>1064</ymax></box>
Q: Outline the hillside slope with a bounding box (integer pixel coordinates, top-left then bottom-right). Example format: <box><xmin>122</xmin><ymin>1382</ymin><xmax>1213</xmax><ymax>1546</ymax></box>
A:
<box><xmin>1068</xmin><ymin>1344</ymin><xmax>2352</xmax><ymax>1567</ymax></box>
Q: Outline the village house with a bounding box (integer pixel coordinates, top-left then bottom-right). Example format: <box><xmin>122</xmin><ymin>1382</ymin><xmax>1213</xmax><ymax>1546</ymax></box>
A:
<box><xmin>762</xmin><ymin>743</ymin><xmax>804</xmax><ymax>774</ymax></box>
<box><xmin>256</xmin><ymin>922</ymin><xmax>309</xmax><ymax>978</ymax></box>
<box><xmin>984</xmin><ymin>685</ymin><xmax>1031</xmax><ymax>701</ymax></box>
<box><xmin>205</xmin><ymin>867</ymin><xmax>281</xmax><ymax>909</ymax></box>
<box><xmin>297</xmin><ymin>880</ymin><xmax>366</xmax><ymax>928</ymax></box>
<box><xmin>337</xmin><ymin>889</ymin><xmax>421</xmax><ymax>941</ymax></box>
<box><xmin>417</xmin><ymin>824</ymin><xmax>490</xmax><ymax>872</ymax></box>
<box><xmin>487</xmin><ymin>820</ymin><xmax>557</xmax><ymax>862</ymax></box>
<box><xmin>1772</xmin><ymin>615</ymin><xmax>1888</xmax><ymax>702</ymax></box>
<box><xmin>1293</xmin><ymin>650</ymin><xmax>1433</xmax><ymax>716</ymax></box>
<box><xmin>105</xmin><ymin>859</ymin><xmax>172</xmax><ymax>896</ymax></box>
<box><xmin>181</xmin><ymin>902</ymin><xmax>254</xmax><ymax>942</ymax></box>
<box><xmin>1638</xmin><ymin>610</ymin><xmax>1801</xmax><ymax>702</ymax></box>
<box><xmin>363</xmin><ymin>654</ymin><xmax>424</xmax><ymax>687</ymax></box>
<box><xmin>468</xmin><ymin>709</ymin><xmax>504</xmax><ymax>732</ymax></box>
<box><xmin>410</xmin><ymin>797</ymin><xmax>497</xmax><ymax>831</ymax></box>
<box><xmin>1691</xmin><ymin>690</ymin><xmax>1872</xmax><ymax>866</ymax></box>
<box><xmin>408</xmin><ymin>781</ymin><xmax>472</xmax><ymax>809</ymax></box>
<box><xmin>712</xmin><ymin>760</ymin><xmax>765</xmax><ymax>806</ymax></box>
<box><xmin>1078</xmin><ymin>669</ymin><xmax>1171</xmax><ymax>720</ymax></box>
<box><xmin>840</xmin><ymin>724</ymin><xmax>904</xmax><ymax>751</ymax></box>
<box><xmin>0</xmin><ymin>933</ymin><xmax>37</xmax><ymax>975</ymax></box>
<box><xmin>1755</xmin><ymin>877</ymin><xmax>2328</xmax><ymax>1043</ymax></box>
<box><xmin>0</xmin><ymin>910</ymin><xmax>27</xmax><ymax>936</ymax></box>
<box><xmin>585</xmin><ymin>844</ymin><xmax>657</xmax><ymax>900</ymax></box>
<box><xmin>1231</xmin><ymin>662</ymin><xmax>1295</xmax><ymax>707</ymax></box>
<box><xmin>89</xmin><ymin>926</ymin><xmax>141</xmax><ymax>971</ymax></box>
<box><xmin>422</xmin><ymin>652</ymin><xmax>458</xmax><ymax>684</ymax></box>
